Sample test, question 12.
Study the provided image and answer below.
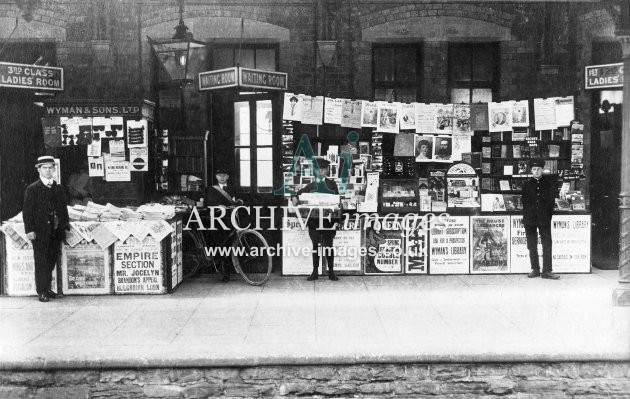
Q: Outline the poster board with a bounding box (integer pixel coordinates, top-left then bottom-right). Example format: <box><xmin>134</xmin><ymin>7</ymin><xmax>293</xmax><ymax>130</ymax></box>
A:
<box><xmin>281</xmin><ymin>217</ymin><xmax>319</xmax><ymax>276</ymax></box>
<box><xmin>168</xmin><ymin>219</ymin><xmax>183</xmax><ymax>290</ymax></box>
<box><xmin>332</xmin><ymin>218</ymin><xmax>363</xmax><ymax>274</ymax></box>
<box><xmin>509</xmin><ymin>215</ymin><xmax>536</xmax><ymax>274</ymax></box>
<box><xmin>404</xmin><ymin>217</ymin><xmax>428</xmax><ymax>274</ymax></box>
<box><xmin>551</xmin><ymin>214</ymin><xmax>591</xmax><ymax>273</ymax></box>
<box><xmin>113</xmin><ymin>236</ymin><xmax>165</xmax><ymax>294</ymax></box>
<box><xmin>61</xmin><ymin>241</ymin><xmax>112</xmax><ymax>295</ymax></box>
<box><xmin>470</xmin><ymin>216</ymin><xmax>510</xmax><ymax>274</ymax></box>
<box><xmin>363</xmin><ymin>217</ymin><xmax>404</xmax><ymax>275</ymax></box>
<box><xmin>429</xmin><ymin>216</ymin><xmax>470</xmax><ymax>274</ymax></box>
<box><xmin>4</xmin><ymin>239</ymin><xmax>56</xmax><ymax>296</ymax></box>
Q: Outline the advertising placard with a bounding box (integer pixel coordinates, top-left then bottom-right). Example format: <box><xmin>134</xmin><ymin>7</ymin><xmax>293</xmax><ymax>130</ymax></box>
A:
<box><xmin>332</xmin><ymin>218</ymin><xmax>362</xmax><ymax>273</ymax></box>
<box><xmin>281</xmin><ymin>217</ymin><xmax>318</xmax><ymax>276</ymax></box>
<box><xmin>470</xmin><ymin>216</ymin><xmax>510</xmax><ymax>273</ymax></box>
<box><xmin>551</xmin><ymin>214</ymin><xmax>591</xmax><ymax>273</ymax></box>
<box><xmin>113</xmin><ymin>236</ymin><xmax>164</xmax><ymax>294</ymax></box>
<box><xmin>3</xmin><ymin>230</ymin><xmax>58</xmax><ymax>296</ymax></box>
<box><xmin>404</xmin><ymin>217</ymin><xmax>428</xmax><ymax>274</ymax></box>
<box><xmin>61</xmin><ymin>241</ymin><xmax>111</xmax><ymax>295</ymax></box>
<box><xmin>363</xmin><ymin>217</ymin><xmax>404</xmax><ymax>275</ymax></box>
<box><xmin>429</xmin><ymin>216</ymin><xmax>470</xmax><ymax>274</ymax></box>
<box><xmin>509</xmin><ymin>215</ymin><xmax>536</xmax><ymax>274</ymax></box>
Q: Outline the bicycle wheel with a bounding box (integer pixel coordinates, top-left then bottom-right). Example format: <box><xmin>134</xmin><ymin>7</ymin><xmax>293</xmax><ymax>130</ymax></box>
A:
<box><xmin>231</xmin><ymin>230</ymin><xmax>272</xmax><ymax>286</ymax></box>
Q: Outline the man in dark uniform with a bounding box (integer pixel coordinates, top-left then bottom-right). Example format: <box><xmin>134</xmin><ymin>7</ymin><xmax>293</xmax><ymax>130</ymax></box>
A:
<box><xmin>204</xmin><ymin>168</ymin><xmax>243</xmax><ymax>282</ymax></box>
<box><xmin>292</xmin><ymin>158</ymin><xmax>340</xmax><ymax>281</ymax></box>
<box><xmin>522</xmin><ymin>159</ymin><xmax>559</xmax><ymax>279</ymax></box>
<box><xmin>23</xmin><ymin>156</ymin><xmax>70</xmax><ymax>302</ymax></box>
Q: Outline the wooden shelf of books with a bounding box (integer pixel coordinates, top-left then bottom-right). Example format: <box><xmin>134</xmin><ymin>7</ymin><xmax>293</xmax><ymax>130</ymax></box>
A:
<box><xmin>480</xmin><ymin>126</ymin><xmax>585</xmax><ymax>213</ymax></box>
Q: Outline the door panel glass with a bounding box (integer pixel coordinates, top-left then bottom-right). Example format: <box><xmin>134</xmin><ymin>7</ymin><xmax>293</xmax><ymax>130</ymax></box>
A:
<box><xmin>257</xmin><ymin>148</ymin><xmax>273</xmax><ymax>192</ymax></box>
<box><xmin>451</xmin><ymin>88</ymin><xmax>470</xmax><ymax>104</ymax></box>
<box><xmin>256</xmin><ymin>49</ymin><xmax>276</xmax><ymax>71</ymax></box>
<box><xmin>234</xmin><ymin>102</ymin><xmax>250</xmax><ymax>146</ymax></box>
<box><xmin>213</xmin><ymin>48</ymin><xmax>233</xmax><ymax>69</ymax></box>
<box><xmin>236</xmin><ymin>148</ymin><xmax>251</xmax><ymax>188</ymax></box>
<box><xmin>472</xmin><ymin>88</ymin><xmax>493</xmax><ymax>103</ymax></box>
<box><xmin>256</xmin><ymin>100</ymin><xmax>273</xmax><ymax>146</ymax></box>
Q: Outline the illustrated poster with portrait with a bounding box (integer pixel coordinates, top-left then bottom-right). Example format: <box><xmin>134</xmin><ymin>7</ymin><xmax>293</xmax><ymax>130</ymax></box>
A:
<box><xmin>414</xmin><ymin>134</ymin><xmax>434</xmax><ymax>163</ymax></box>
<box><xmin>488</xmin><ymin>102</ymin><xmax>513</xmax><ymax>132</ymax></box>
<box><xmin>511</xmin><ymin>100</ymin><xmax>530</xmax><ymax>127</ymax></box>
<box><xmin>470</xmin><ymin>216</ymin><xmax>510</xmax><ymax>273</ymax></box>
<box><xmin>433</xmin><ymin>136</ymin><xmax>453</xmax><ymax>163</ymax></box>
<box><xmin>363</xmin><ymin>217</ymin><xmax>404</xmax><ymax>275</ymax></box>
<box><xmin>434</xmin><ymin>104</ymin><xmax>453</xmax><ymax>134</ymax></box>
<box><xmin>376</xmin><ymin>102</ymin><xmax>400</xmax><ymax>133</ymax></box>
<box><xmin>282</xmin><ymin>92</ymin><xmax>303</xmax><ymax>121</ymax></box>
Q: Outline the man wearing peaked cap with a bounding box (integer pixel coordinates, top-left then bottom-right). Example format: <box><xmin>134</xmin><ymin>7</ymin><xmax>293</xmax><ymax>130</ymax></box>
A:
<box><xmin>23</xmin><ymin>156</ymin><xmax>70</xmax><ymax>302</ymax></box>
<box><xmin>204</xmin><ymin>167</ymin><xmax>243</xmax><ymax>282</ymax></box>
<box><xmin>521</xmin><ymin>159</ymin><xmax>559</xmax><ymax>280</ymax></box>
<box><xmin>292</xmin><ymin>157</ymin><xmax>340</xmax><ymax>282</ymax></box>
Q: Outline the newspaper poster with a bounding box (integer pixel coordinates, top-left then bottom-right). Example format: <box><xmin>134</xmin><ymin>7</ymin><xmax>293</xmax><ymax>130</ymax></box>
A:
<box><xmin>87</xmin><ymin>134</ymin><xmax>101</xmax><ymax>157</ymax></box>
<box><xmin>429</xmin><ymin>216</ymin><xmax>470</xmax><ymax>274</ymax></box>
<box><xmin>360</xmin><ymin>101</ymin><xmax>378</xmax><ymax>128</ymax></box>
<box><xmin>363</xmin><ymin>217</ymin><xmax>404</xmax><ymax>275</ymax></box>
<box><xmin>533</xmin><ymin>97</ymin><xmax>557</xmax><ymax>130</ymax></box>
<box><xmin>512</xmin><ymin>100</ymin><xmax>530</xmax><ymax>127</ymax></box>
<box><xmin>554</xmin><ymin>96</ymin><xmax>575</xmax><ymax>127</ymax></box>
<box><xmin>470</xmin><ymin>216</ymin><xmax>510</xmax><ymax>273</ymax></box>
<box><xmin>324</xmin><ymin>97</ymin><xmax>344</xmax><ymax>125</ymax></box>
<box><xmin>434</xmin><ymin>103</ymin><xmax>453</xmax><ymax>134</ymax></box>
<box><xmin>399</xmin><ymin>103</ymin><xmax>416</xmax><ymax>131</ymax></box>
<box><xmin>89</xmin><ymin>156</ymin><xmax>104</xmax><ymax>177</ymax></box>
<box><xmin>376</xmin><ymin>101</ymin><xmax>400</xmax><ymax>133</ymax></box>
<box><xmin>129</xmin><ymin>147</ymin><xmax>149</xmax><ymax>172</ymax></box>
<box><xmin>3</xmin><ymin>239</ymin><xmax>59</xmax><ymax>296</ymax></box>
<box><xmin>113</xmin><ymin>236</ymin><xmax>164</xmax><ymax>294</ymax></box>
<box><xmin>415</xmin><ymin>103</ymin><xmax>436</xmax><ymax>133</ymax></box>
<box><xmin>341</xmin><ymin>99</ymin><xmax>362</xmax><ymax>128</ymax></box>
<box><xmin>301</xmin><ymin>95</ymin><xmax>324</xmax><ymax>125</ymax></box>
<box><xmin>61</xmin><ymin>241</ymin><xmax>111</xmax><ymax>295</ymax></box>
<box><xmin>332</xmin><ymin>218</ymin><xmax>362</xmax><ymax>273</ymax></box>
<box><xmin>488</xmin><ymin>101</ymin><xmax>513</xmax><ymax>132</ymax></box>
<box><xmin>509</xmin><ymin>215</ymin><xmax>536</xmax><ymax>273</ymax></box>
<box><xmin>282</xmin><ymin>217</ymin><xmax>320</xmax><ymax>275</ymax></box>
<box><xmin>453</xmin><ymin>104</ymin><xmax>472</xmax><ymax>135</ymax></box>
<box><xmin>404</xmin><ymin>218</ymin><xmax>428</xmax><ymax>274</ymax></box>
<box><xmin>551</xmin><ymin>214</ymin><xmax>591</xmax><ymax>272</ymax></box>
<box><xmin>282</xmin><ymin>93</ymin><xmax>303</xmax><ymax>121</ymax></box>
<box><xmin>126</xmin><ymin>119</ymin><xmax>148</xmax><ymax>148</ymax></box>
<box><xmin>105</xmin><ymin>161</ymin><xmax>131</xmax><ymax>182</ymax></box>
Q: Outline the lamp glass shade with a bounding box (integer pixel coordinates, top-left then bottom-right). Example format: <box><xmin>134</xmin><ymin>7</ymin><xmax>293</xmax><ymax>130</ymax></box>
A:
<box><xmin>150</xmin><ymin>38</ymin><xmax>207</xmax><ymax>84</ymax></box>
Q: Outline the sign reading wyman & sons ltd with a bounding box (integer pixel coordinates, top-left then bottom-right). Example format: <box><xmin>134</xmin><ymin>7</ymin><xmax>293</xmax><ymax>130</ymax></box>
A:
<box><xmin>0</xmin><ymin>62</ymin><xmax>64</xmax><ymax>91</ymax></box>
<box><xmin>585</xmin><ymin>63</ymin><xmax>623</xmax><ymax>89</ymax></box>
<box><xmin>199</xmin><ymin>66</ymin><xmax>287</xmax><ymax>91</ymax></box>
<box><xmin>43</xmin><ymin>99</ymin><xmax>155</xmax><ymax>120</ymax></box>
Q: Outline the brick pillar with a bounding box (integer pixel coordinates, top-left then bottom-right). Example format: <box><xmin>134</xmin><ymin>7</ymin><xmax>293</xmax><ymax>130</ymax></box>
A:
<box><xmin>613</xmin><ymin>34</ymin><xmax>630</xmax><ymax>306</ymax></box>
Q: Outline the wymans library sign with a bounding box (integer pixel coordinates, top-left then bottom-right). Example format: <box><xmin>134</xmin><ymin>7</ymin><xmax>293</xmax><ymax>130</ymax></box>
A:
<box><xmin>199</xmin><ymin>67</ymin><xmax>288</xmax><ymax>91</ymax></box>
<box><xmin>0</xmin><ymin>62</ymin><xmax>63</xmax><ymax>91</ymax></box>
<box><xmin>585</xmin><ymin>63</ymin><xmax>623</xmax><ymax>90</ymax></box>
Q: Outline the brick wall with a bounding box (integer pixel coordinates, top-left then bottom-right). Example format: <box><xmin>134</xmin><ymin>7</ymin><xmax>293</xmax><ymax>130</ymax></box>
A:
<box><xmin>1</xmin><ymin>362</ymin><xmax>629</xmax><ymax>398</ymax></box>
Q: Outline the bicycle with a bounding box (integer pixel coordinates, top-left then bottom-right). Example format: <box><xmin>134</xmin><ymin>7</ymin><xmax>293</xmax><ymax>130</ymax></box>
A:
<box><xmin>183</xmin><ymin>207</ymin><xmax>273</xmax><ymax>286</ymax></box>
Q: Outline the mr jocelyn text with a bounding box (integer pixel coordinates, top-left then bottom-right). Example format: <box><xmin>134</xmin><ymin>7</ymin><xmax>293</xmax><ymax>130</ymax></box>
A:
<box><xmin>184</xmin><ymin>206</ymin><xmax>451</xmax><ymax>237</ymax></box>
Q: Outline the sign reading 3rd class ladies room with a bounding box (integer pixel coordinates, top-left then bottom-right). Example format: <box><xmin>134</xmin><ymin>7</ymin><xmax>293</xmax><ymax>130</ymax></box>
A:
<box><xmin>0</xmin><ymin>62</ymin><xmax>63</xmax><ymax>91</ymax></box>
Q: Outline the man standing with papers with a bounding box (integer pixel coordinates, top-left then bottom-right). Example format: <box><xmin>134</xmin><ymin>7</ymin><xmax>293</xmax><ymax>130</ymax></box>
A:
<box><xmin>23</xmin><ymin>156</ymin><xmax>70</xmax><ymax>302</ymax></box>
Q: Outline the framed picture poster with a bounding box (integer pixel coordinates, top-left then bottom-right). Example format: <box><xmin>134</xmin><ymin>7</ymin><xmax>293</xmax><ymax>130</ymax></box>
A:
<box><xmin>470</xmin><ymin>216</ymin><xmax>510</xmax><ymax>273</ymax></box>
<box><xmin>61</xmin><ymin>241</ymin><xmax>112</xmax><ymax>295</ymax></box>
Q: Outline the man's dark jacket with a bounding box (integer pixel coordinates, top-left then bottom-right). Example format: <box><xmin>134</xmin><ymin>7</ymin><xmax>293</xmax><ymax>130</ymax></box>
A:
<box><xmin>205</xmin><ymin>184</ymin><xmax>238</xmax><ymax>207</ymax></box>
<box><xmin>521</xmin><ymin>175</ymin><xmax>555</xmax><ymax>226</ymax></box>
<box><xmin>23</xmin><ymin>180</ymin><xmax>70</xmax><ymax>241</ymax></box>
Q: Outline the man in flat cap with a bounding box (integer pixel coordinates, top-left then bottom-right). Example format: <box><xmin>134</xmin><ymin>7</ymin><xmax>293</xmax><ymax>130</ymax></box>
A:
<box><xmin>292</xmin><ymin>158</ymin><xmax>340</xmax><ymax>281</ymax></box>
<box><xmin>204</xmin><ymin>168</ymin><xmax>243</xmax><ymax>282</ymax></box>
<box><xmin>23</xmin><ymin>156</ymin><xmax>70</xmax><ymax>302</ymax></box>
<box><xmin>522</xmin><ymin>159</ymin><xmax>559</xmax><ymax>279</ymax></box>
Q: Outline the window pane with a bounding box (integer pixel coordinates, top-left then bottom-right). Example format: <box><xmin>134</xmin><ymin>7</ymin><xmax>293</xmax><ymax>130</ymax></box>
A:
<box><xmin>451</xmin><ymin>88</ymin><xmax>471</xmax><ymax>104</ymax></box>
<box><xmin>257</xmin><ymin>148</ymin><xmax>273</xmax><ymax>192</ymax></box>
<box><xmin>213</xmin><ymin>48</ymin><xmax>233</xmax><ymax>69</ymax></box>
<box><xmin>234</xmin><ymin>102</ymin><xmax>250</xmax><ymax>146</ymax></box>
<box><xmin>472</xmin><ymin>88</ymin><xmax>493</xmax><ymax>103</ymax></box>
<box><xmin>256</xmin><ymin>49</ymin><xmax>276</xmax><ymax>71</ymax></box>
<box><xmin>473</xmin><ymin>46</ymin><xmax>495</xmax><ymax>82</ymax></box>
<box><xmin>374</xmin><ymin>47</ymin><xmax>395</xmax><ymax>82</ymax></box>
<box><xmin>449</xmin><ymin>46</ymin><xmax>471</xmax><ymax>82</ymax></box>
<box><xmin>601</xmin><ymin>90</ymin><xmax>623</xmax><ymax>104</ymax></box>
<box><xmin>256</xmin><ymin>100</ymin><xmax>273</xmax><ymax>146</ymax></box>
<box><xmin>237</xmin><ymin>49</ymin><xmax>255</xmax><ymax>68</ymax></box>
<box><xmin>236</xmin><ymin>148</ymin><xmax>251</xmax><ymax>188</ymax></box>
<box><xmin>394</xmin><ymin>47</ymin><xmax>416</xmax><ymax>82</ymax></box>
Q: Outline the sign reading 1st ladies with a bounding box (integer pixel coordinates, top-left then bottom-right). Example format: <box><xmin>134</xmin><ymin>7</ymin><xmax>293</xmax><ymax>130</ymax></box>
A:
<box><xmin>585</xmin><ymin>63</ymin><xmax>623</xmax><ymax>90</ymax></box>
<box><xmin>0</xmin><ymin>62</ymin><xmax>64</xmax><ymax>91</ymax></box>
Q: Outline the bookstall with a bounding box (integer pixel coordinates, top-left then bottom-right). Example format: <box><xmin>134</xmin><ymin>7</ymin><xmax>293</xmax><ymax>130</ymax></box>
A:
<box><xmin>280</xmin><ymin>94</ymin><xmax>591</xmax><ymax>275</ymax></box>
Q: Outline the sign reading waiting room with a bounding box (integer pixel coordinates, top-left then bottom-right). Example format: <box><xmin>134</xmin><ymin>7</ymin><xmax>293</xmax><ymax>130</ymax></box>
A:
<box><xmin>199</xmin><ymin>66</ymin><xmax>287</xmax><ymax>91</ymax></box>
<box><xmin>0</xmin><ymin>61</ymin><xmax>64</xmax><ymax>91</ymax></box>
